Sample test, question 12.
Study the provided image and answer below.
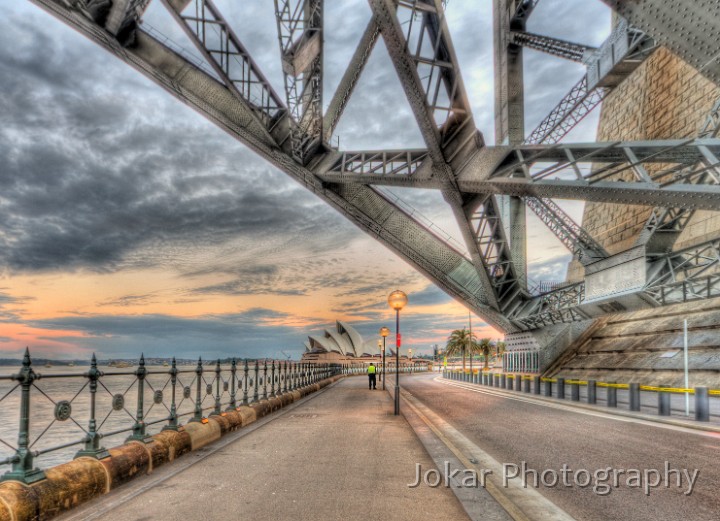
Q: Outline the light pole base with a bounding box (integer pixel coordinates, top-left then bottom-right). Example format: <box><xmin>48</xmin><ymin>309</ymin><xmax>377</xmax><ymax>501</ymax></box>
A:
<box><xmin>394</xmin><ymin>385</ymin><xmax>400</xmax><ymax>415</ymax></box>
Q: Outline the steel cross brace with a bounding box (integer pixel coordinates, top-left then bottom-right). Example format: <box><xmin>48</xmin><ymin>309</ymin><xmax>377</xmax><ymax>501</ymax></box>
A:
<box><xmin>27</xmin><ymin>0</ymin><xmax>516</xmax><ymax>333</ymax></box>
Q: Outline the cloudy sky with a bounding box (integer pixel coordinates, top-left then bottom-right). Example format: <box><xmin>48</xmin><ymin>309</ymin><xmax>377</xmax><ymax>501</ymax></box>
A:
<box><xmin>0</xmin><ymin>0</ymin><xmax>610</xmax><ymax>360</ymax></box>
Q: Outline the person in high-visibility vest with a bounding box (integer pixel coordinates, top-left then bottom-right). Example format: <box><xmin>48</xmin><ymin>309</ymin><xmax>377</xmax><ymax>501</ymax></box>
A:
<box><xmin>367</xmin><ymin>363</ymin><xmax>377</xmax><ymax>390</ymax></box>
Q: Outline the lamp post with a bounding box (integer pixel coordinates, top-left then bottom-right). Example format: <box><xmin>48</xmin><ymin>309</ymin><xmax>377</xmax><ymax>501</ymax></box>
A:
<box><xmin>379</xmin><ymin>327</ymin><xmax>389</xmax><ymax>390</ymax></box>
<box><xmin>388</xmin><ymin>290</ymin><xmax>407</xmax><ymax>415</ymax></box>
<box><xmin>377</xmin><ymin>340</ymin><xmax>382</xmax><ymax>383</ymax></box>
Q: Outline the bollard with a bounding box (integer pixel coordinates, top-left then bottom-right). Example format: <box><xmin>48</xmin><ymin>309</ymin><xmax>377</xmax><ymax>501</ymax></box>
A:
<box><xmin>507</xmin><ymin>375</ymin><xmax>513</xmax><ymax>391</ymax></box>
<box><xmin>534</xmin><ymin>376</ymin><xmax>541</xmax><ymax>395</ymax></box>
<box><xmin>571</xmin><ymin>382</ymin><xmax>580</xmax><ymax>401</ymax></box>
<box><xmin>523</xmin><ymin>376</ymin><xmax>530</xmax><ymax>393</ymax></box>
<box><xmin>501</xmin><ymin>374</ymin><xmax>507</xmax><ymax>389</ymax></box>
<box><xmin>557</xmin><ymin>378</ymin><xmax>565</xmax><ymax>399</ymax></box>
<box><xmin>695</xmin><ymin>387</ymin><xmax>710</xmax><ymax>422</ymax></box>
<box><xmin>544</xmin><ymin>379</ymin><xmax>552</xmax><ymax>397</ymax></box>
<box><xmin>517</xmin><ymin>374</ymin><xmax>524</xmax><ymax>392</ymax></box>
<box><xmin>588</xmin><ymin>380</ymin><xmax>597</xmax><ymax>405</ymax></box>
<box><xmin>629</xmin><ymin>383</ymin><xmax>641</xmax><ymax>411</ymax></box>
<box><xmin>607</xmin><ymin>384</ymin><xmax>617</xmax><ymax>408</ymax></box>
<box><xmin>658</xmin><ymin>386</ymin><xmax>671</xmax><ymax>416</ymax></box>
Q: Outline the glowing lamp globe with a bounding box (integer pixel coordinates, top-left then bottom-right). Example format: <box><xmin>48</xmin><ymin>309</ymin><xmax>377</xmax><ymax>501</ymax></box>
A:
<box><xmin>388</xmin><ymin>290</ymin><xmax>408</xmax><ymax>311</ymax></box>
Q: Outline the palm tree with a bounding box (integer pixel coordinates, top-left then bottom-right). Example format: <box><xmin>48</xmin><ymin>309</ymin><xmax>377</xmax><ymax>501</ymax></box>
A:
<box><xmin>478</xmin><ymin>338</ymin><xmax>494</xmax><ymax>370</ymax></box>
<box><xmin>495</xmin><ymin>341</ymin><xmax>506</xmax><ymax>361</ymax></box>
<box><xmin>445</xmin><ymin>329</ymin><xmax>480</xmax><ymax>371</ymax></box>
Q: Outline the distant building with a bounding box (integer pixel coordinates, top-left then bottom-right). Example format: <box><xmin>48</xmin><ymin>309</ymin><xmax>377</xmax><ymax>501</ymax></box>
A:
<box><xmin>301</xmin><ymin>321</ymin><xmax>419</xmax><ymax>368</ymax></box>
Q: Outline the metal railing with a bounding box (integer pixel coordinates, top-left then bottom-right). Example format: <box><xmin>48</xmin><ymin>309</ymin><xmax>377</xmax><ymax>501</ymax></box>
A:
<box><xmin>340</xmin><ymin>362</ymin><xmax>428</xmax><ymax>375</ymax></box>
<box><xmin>0</xmin><ymin>349</ymin><xmax>340</xmax><ymax>483</ymax></box>
<box><xmin>443</xmin><ymin>370</ymin><xmax>720</xmax><ymax>423</ymax></box>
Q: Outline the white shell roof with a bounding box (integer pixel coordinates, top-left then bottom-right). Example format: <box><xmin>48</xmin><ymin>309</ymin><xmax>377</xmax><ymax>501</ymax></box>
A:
<box><xmin>304</xmin><ymin>320</ymin><xmax>381</xmax><ymax>357</ymax></box>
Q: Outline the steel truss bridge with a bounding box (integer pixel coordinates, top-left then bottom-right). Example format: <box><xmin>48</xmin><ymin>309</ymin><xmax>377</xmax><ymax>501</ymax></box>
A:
<box><xmin>25</xmin><ymin>0</ymin><xmax>720</xmax><ymax>336</ymax></box>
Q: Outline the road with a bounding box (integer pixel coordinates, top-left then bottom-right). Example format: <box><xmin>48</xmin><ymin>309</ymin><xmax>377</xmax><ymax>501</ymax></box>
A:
<box><xmin>402</xmin><ymin>373</ymin><xmax>720</xmax><ymax>521</ymax></box>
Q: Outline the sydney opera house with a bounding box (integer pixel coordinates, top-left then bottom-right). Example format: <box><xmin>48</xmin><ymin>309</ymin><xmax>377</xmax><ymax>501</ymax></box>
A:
<box><xmin>301</xmin><ymin>321</ymin><xmax>417</xmax><ymax>367</ymax></box>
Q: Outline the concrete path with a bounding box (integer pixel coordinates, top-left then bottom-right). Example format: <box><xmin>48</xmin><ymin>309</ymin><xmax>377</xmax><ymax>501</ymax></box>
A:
<box><xmin>59</xmin><ymin>376</ymin><xmax>470</xmax><ymax>521</ymax></box>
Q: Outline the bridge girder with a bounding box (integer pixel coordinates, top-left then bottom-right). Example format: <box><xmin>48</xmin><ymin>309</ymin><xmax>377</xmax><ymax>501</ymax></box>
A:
<box><xmin>18</xmin><ymin>0</ymin><xmax>720</xmax><ymax>335</ymax></box>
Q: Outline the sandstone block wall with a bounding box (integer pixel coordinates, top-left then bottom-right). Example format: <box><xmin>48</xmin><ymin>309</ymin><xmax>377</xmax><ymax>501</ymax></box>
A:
<box><xmin>555</xmin><ymin>47</ymin><xmax>720</xmax><ymax>386</ymax></box>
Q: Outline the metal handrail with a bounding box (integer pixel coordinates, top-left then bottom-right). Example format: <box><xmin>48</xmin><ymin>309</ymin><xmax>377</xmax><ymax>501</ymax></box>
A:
<box><xmin>0</xmin><ymin>350</ymin><xmax>340</xmax><ymax>483</ymax></box>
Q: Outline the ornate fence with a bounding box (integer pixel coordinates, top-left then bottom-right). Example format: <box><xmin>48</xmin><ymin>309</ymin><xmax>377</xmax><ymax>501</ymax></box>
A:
<box><xmin>0</xmin><ymin>349</ymin><xmax>339</xmax><ymax>483</ymax></box>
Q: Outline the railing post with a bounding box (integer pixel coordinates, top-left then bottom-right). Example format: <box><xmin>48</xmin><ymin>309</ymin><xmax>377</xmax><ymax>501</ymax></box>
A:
<box><xmin>77</xmin><ymin>353</ymin><xmax>110</xmax><ymax>458</ymax></box>
<box><xmin>227</xmin><ymin>358</ymin><xmax>237</xmax><ymax>411</ymax></box>
<box><xmin>695</xmin><ymin>387</ymin><xmax>710</xmax><ymax>421</ymax></box>
<box><xmin>212</xmin><ymin>359</ymin><xmax>222</xmax><ymax>416</ymax></box>
<box><xmin>629</xmin><ymin>383</ymin><xmax>641</xmax><ymax>411</ymax></box>
<box><xmin>242</xmin><ymin>359</ymin><xmax>249</xmax><ymax>406</ymax></box>
<box><xmin>1</xmin><ymin>348</ymin><xmax>45</xmax><ymax>483</ymax></box>
<box><xmin>270</xmin><ymin>360</ymin><xmax>277</xmax><ymax>398</ymax></box>
<box><xmin>253</xmin><ymin>360</ymin><xmax>260</xmax><ymax>403</ymax></box>
<box><xmin>282</xmin><ymin>361</ymin><xmax>288</xmax><ymax>393</ymax></box>
<box><xmin>128</xmin><ymin>354</ymin><xmax>152</xmax><ymax>442</ymax></box>
<box><xmin>191</xmin><ymin>357</ymin><xmax>204</xmax><ymax>422</ymax></box>
<box><xmin>262</xmin><ymin>360</ymin><xmax>268</xmax><ymax>400</ymax></box>
<box><xmin>588</xmin><ymin>380</ymin><xmax>597</xmax><ymax>404</ymax></box>
<box><xmin>164</xmin><ymin>357</ymin><xmax>179</xmax><ymax>430</ymax></box>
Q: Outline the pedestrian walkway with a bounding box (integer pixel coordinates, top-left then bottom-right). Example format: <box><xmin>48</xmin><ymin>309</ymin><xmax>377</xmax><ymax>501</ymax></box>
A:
<box><xmin>58</xmin><ymin>376</ymin><xmax>469</xmax><ymax>521</ymax></box>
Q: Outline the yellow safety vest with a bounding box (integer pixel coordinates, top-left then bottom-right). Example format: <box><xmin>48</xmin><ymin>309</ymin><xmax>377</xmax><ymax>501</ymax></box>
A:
<box><xmin>368</xmin><ymin>366</ymin><xmax>376</xmax><ymax>374</ymax></box>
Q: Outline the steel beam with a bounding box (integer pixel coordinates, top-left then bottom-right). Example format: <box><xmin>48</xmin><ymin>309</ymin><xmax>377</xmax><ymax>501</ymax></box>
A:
<box><xmin>105</xmin><ymin>0</ymin><xmax>151</xmax><ymax>46</ymax></box>
<box><xmin>523</xmin><ymin>20</ymin><xmax>654</xmax><ymax>146</ymax></box>
<box><xmin>323</xmin><ymin>18</ymin><xmax>380</xmax><ymax>142</ymax></box>
<box><xmin>602</xmin><ymin>0</ymin><xmax>720</xmax><ymax>85</ymax></box>
<box><xmin>494</xmin><ymin>0</ymin><xmax>524</xmax><ymax>146</ymax></box>
<box><xmin>524</xmin><ymin>77</ymin><xmax>608</xmax><ymax>145</ymax></box>
<box><xmin>27</xmin><ymin>0</ymin><xmax>515</xmax><ymax>333</ymax></box>
<box><xmin>369</xmin><ymin>0</ymin><xmax>503</xmax><ymax>308</ymax></box>
<box><xmin>160</xmin><ymin>0</ymin><xmax>289</xmax><ymax>145</ymax></box>
<box><xmin>510</xmin><ymin>31</ymin><xmax>594</xmax><ymax>63</ymax></box>
<box><xmin>274</xmin><ymin>0</ymin><xmax>324</xmax><ymax>163</ymax></box>
<box><xmin>524</xmin><ymin>197</ymin><xmax>608</xmax><ymax>264</ymax></box>
<box><xmin>368</xmin><ymin>0</ymin><xmax>479</xmax><ymax>169</ymax></box>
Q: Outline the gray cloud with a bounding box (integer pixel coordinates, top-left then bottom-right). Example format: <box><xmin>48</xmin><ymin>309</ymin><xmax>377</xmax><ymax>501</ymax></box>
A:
<box><xmin>0</xmin><ymin>3</ymin><xmax>357</xmax><ymax>276</ymax></box>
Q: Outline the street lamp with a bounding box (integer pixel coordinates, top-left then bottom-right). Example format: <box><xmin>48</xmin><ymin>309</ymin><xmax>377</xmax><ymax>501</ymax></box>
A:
<box><xmin>379</xmin><ymin>326</ymin><xmax>389</xmax><ymax>390</ymax></box>
<box><xmin>388</xmin><ymin>290</ymin><xmax>407</xmax><ymax>415</ymax></box>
